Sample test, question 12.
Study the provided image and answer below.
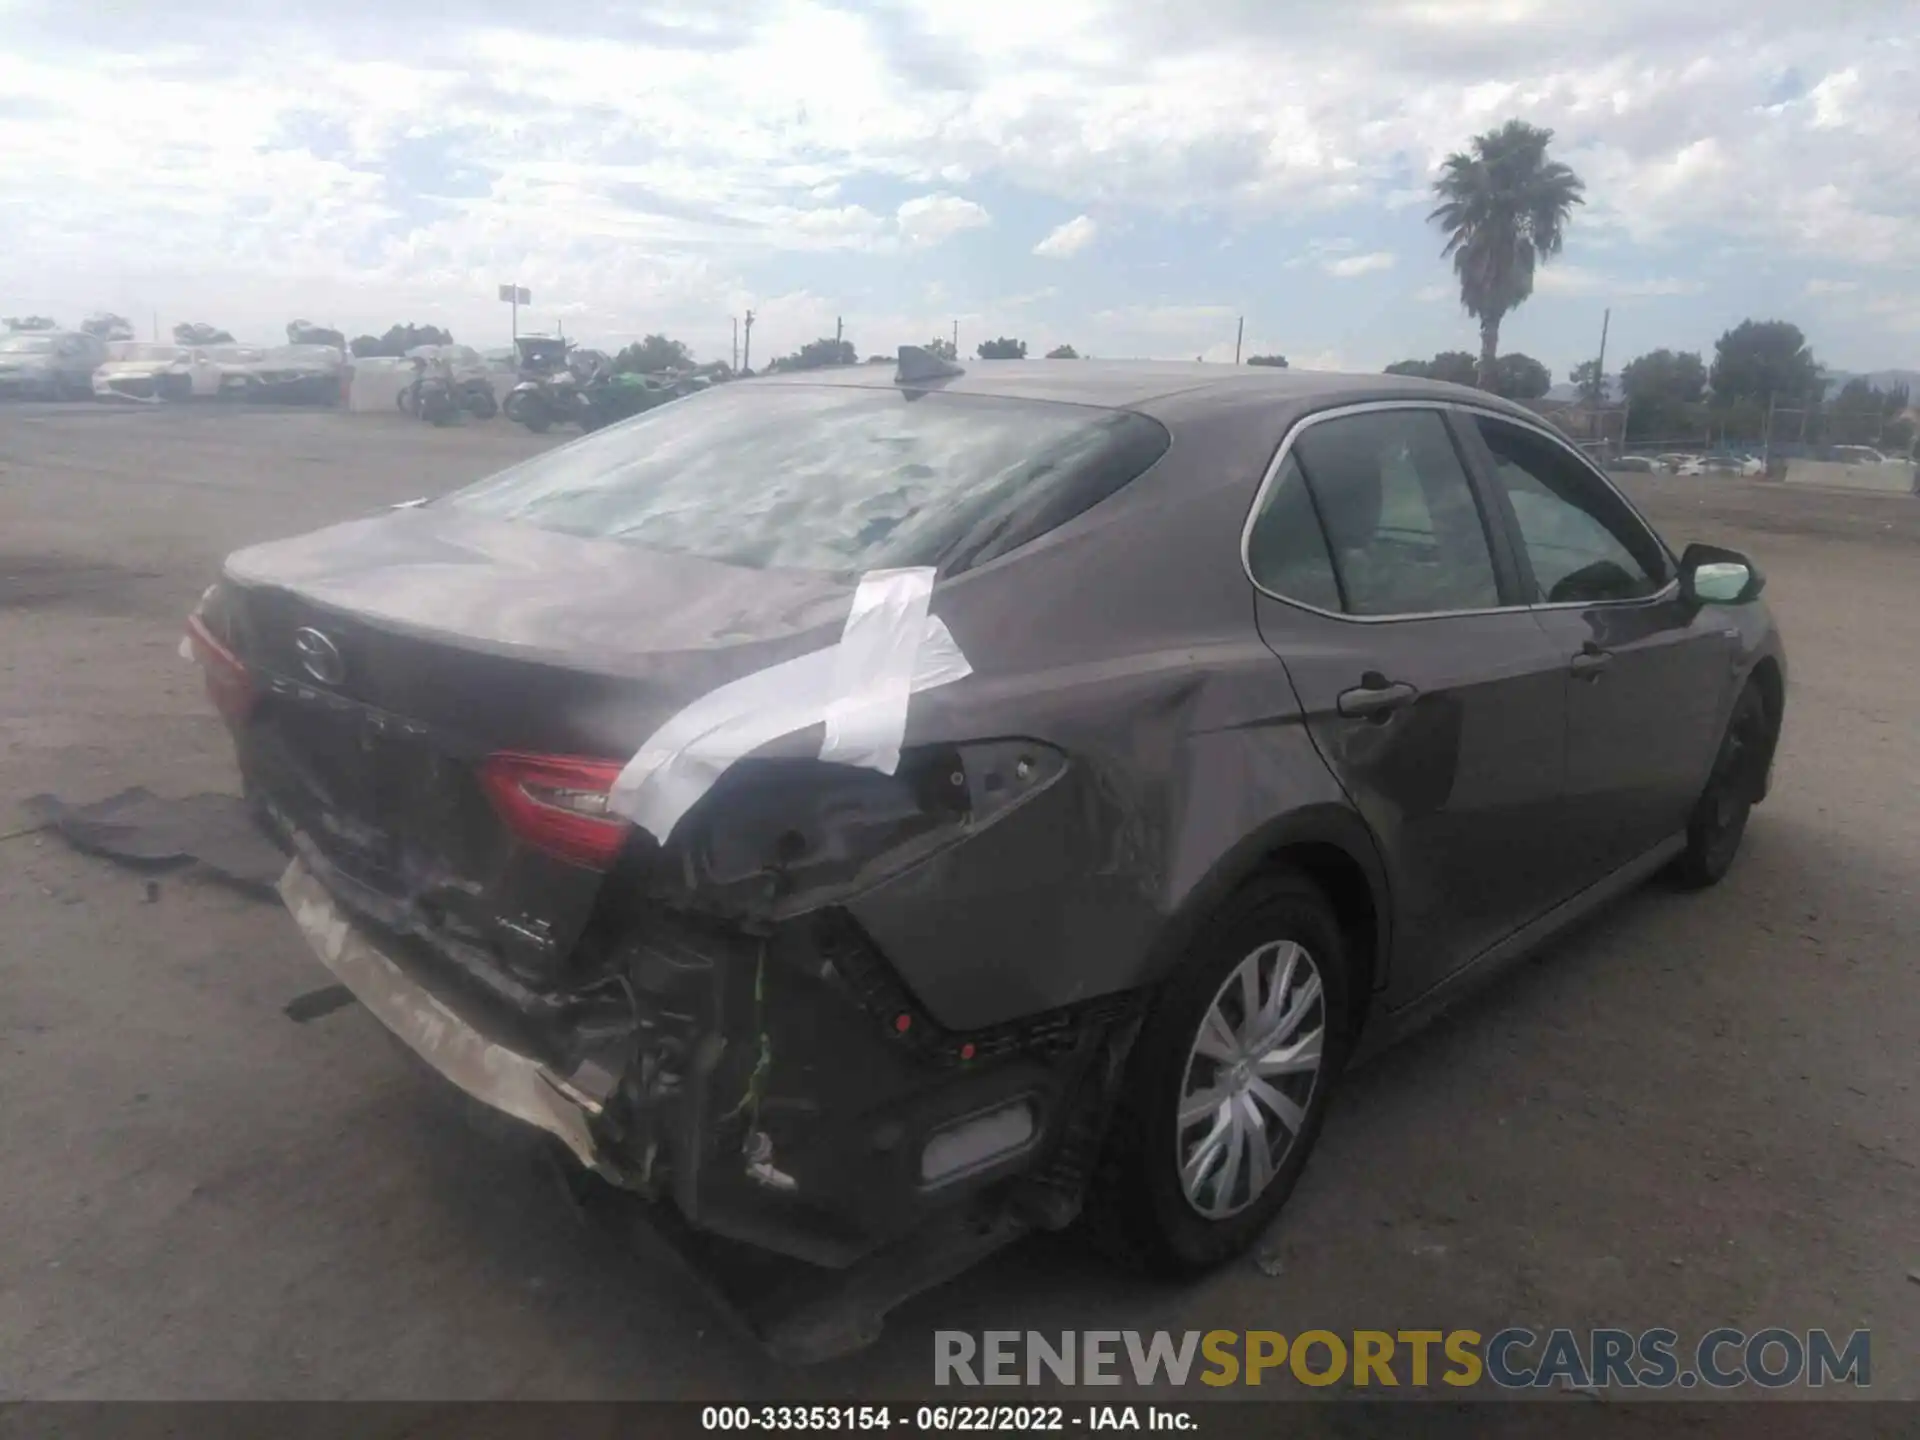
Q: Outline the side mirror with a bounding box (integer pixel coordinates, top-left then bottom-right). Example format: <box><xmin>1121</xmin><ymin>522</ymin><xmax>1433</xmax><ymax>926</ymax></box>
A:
<box><xmin>1679</xmin><ymin>542</ymin><xmax>1764</xmax><ymax>606</ymax></box>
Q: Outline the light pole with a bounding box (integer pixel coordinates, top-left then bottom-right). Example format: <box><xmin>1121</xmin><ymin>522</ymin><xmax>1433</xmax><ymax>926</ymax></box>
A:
<box><xmin>498</xmin><ymin>283</ymin><xmax>530</xmax><ymax>343</ymax></box>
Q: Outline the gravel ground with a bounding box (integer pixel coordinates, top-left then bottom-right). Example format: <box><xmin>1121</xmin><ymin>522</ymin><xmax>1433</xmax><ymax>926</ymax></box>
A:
<box><xmin>1</xmin><ymin>404</ymin><xmax>1914</xmax><ymax>1400</ymax></box>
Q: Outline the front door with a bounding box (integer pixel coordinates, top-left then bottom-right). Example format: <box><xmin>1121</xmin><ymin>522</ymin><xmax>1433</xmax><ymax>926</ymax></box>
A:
<box><xmin>1457</xmin><ymin>412</ymin><xmax>1737</xmax><ymax>883</ymax></box>
<box><xmin>1246</xmin><ymin>404</ymin><xmax>1575</xmax><ymax>1002</ymax></box>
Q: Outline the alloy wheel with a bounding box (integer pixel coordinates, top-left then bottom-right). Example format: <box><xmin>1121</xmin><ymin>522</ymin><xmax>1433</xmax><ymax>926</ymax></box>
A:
<box><xmin>1175</xmin><ymin>939</ymin><xmax>1327</xmax><ymax>1219</ymax></box>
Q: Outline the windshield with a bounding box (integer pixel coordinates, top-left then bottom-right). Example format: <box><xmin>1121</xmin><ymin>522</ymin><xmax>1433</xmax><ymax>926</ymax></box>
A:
<box><xmin>110</xmin><ymin>343</ymin><xmax>186</xmax><ymax>362</ymax></box>
<box><xmin>0</xmin><ymin>334</ymin><xmax>56</xmax><ymax>353</ymax></box>
<box><xmin>448</xmin><ymin>382</ymin><xmax>1170</xmax><ymax>576</ymax></box>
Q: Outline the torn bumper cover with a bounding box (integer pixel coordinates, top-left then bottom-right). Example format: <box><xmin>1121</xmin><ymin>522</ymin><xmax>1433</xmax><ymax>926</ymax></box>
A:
<box><xmin>280</xmin><ymin>858</ymin><xmax>607</xmax><ymax>1174</ymax></box>
<box><xmin>274</xmin><ymin>837</ymin><xmax>1136</xmax><ymax>1359</ymax></box>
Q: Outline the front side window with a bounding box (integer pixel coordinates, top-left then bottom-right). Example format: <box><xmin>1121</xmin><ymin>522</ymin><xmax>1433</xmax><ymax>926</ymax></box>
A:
<box><xmin>1472</xmin><ymin>416</ymin><xmax>1667</xmax><ymax>604</ymax></box>
<box><xmin>1288</xmin><ymin>408</ymin><xmax>1501</xmax><ymax>616</ymax></box>
<box><xmin>448</xmin><ymin>383</ymin><xmax>1169</xmax><ymax>577</ymax></box>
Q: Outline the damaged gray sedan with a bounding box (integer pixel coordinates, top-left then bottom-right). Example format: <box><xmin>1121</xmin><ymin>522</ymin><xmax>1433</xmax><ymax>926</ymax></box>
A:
<box><xmin>185</xmin><ymin>351</ymin><xmax>1786</xmax><ymax>1358</ymax></box>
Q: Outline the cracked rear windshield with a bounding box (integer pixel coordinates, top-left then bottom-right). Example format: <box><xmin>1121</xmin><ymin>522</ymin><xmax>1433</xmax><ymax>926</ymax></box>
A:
<box><xmin>445</xmin><ymin>382</ymin><xmax>1169</xmax><ymax>575</ymax></box>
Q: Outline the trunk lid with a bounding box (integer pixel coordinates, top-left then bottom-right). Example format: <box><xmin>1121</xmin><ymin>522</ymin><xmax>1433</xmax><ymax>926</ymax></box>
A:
<box><xmin>220</xmin><ymin>505</ymin><xmax>857</xmax><ymax>983</ymax></box>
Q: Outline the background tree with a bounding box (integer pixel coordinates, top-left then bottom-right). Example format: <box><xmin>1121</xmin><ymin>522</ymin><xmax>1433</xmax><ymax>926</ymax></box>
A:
<box><xmin>611</xmin><ymin>333</ymin><xmax>694</xmax><ymax>374</ymax></box>
<box><xmin>773</xmin><ymin>337</ymin><xmax>858</xmax><ymax>371</ymax></box>
<box><xmin>1045</xmin><ymin>344</ymin><xmax>1079</xmax><ymax>359</ymax></box>
<box><xmin>347</xmin><ymin>323</ymin><xmax>454</xmax><ymax>358</ymax></box>
<box><xmin>1246</xmin><ymin>354</ymin><xmax>1289</xmax><ymax>368</ymax></box>
<box><xmin>923</xmin><ymin>337</ymin><xmax>957</xmax><ymax>361</ymax></box>
<box><xmin>5</xmin><ymin>316</ymin><xmax>59</xmax><ymax>331</ymax></box>
<box><xmin>172</xmin><ymin>322</ymin><xmax>235</xmax><ymax>345</ymax></box>
<box><xmin>1709</xmin><ymin>320</ymin><xmax>1820</xmax><ymax>407</ymax></box>
<box><xmin>976</xmin><ymin>336</ymin><xmax>1027</xmax><ymax>359</ymax></box>
<box><xmin>1619</xmin><ymin>348</ymin><xmax>1708</xmax><ymax>440</ymax></box>
<box><xmin>1826</xmin><ymin>376</ymin><xmax>1913</xmax><ymax>448</ymax></box>
<box><xmin>1490</xmin><ymin>353</ymin><xmax>1552</xmax><ymax>400</ymax></box>
<box><xmin>1429</xmin><ymin>118</ymin><xmax>1585</xmax><ymax>390</ymax></box>
<box><xmin>1569</xmin><ymin>359</ymin><xmax>1609</xmax><ymax>404</ymax></box>
<box><xmin>286</xmin><ymin>320</ymin><xmax>345</xmax><ymax>348</ymax></box>
<box><xmin>1384</xmin><ymin>351</ymin><xmax>1479</xmax><ymax>386</ymax></box>
<box><xmin>82</xmin><ymin>313</ymin><xmax>135</xmax><ymax>342</ymax></box>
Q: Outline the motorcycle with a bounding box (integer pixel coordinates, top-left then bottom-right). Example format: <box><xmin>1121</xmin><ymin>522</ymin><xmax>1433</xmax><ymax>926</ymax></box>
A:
<box><xmin>400</xmin><ymin>364</ymin><xmax>497</xmax><ymax>421</ymax></box>
<box><xmin>401</xmin><ymin>357</ymin><xmax>463</xmax><ymax>427</ymax></box>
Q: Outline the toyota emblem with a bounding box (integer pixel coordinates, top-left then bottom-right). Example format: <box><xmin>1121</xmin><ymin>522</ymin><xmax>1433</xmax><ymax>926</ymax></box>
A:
<box><xmin>293</xmin><ymin>627</ymin><xmax>346</xmax><ymax>686</ymax></box>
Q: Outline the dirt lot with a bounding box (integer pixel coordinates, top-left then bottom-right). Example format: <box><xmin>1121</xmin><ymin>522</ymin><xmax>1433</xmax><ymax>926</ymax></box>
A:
<box><xmin>1</xmin><ymin>404</ymin><xmax>1915</xmax><ymax>1400</ymax></box>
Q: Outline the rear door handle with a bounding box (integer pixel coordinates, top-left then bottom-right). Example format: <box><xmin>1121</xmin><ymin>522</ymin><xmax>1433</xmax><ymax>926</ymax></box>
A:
<box><xmin>1337</xmin><ymin>676</ymin><xmax>1419</xmax><ymax>719</ymax></box>
<box><xmin>1569</xmin><ymin>643</ymin><xmax>1613</xmax><ymax>679</ymax></box>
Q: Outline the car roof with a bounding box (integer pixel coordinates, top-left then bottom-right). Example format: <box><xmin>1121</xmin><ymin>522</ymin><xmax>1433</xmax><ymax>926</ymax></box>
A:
<box><xmin>741</xmin><ymin>359</ymin><xmax>1551</xmax><ymax>427</ymax></box>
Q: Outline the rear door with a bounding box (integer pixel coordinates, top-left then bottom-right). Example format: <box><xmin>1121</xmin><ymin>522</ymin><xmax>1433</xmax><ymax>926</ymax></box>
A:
<box><xmin>1457</xmin><ymin>411</ymin><xmax>1736</xmax><ymax>884</ymax></box>
<box><xmin>1246</xmin><ymin>403</ymin><xmax>1575</xmax><ymax>1001</ymax></box>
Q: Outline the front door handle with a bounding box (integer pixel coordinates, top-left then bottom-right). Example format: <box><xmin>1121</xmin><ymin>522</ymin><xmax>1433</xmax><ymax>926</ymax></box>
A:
<box><xmin>1337</xmin><ymin>675</ymin><xmax>1419</xmax><ymax>719</ymax></box>
<box><xmin>1569</xmin><ymin>643</ymin><xmax>1613</xmax><ymax>679</ymax></box>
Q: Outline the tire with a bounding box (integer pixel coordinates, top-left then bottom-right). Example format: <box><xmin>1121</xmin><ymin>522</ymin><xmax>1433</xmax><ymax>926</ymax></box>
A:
<box><xmin>1666</xmin><ymin>681</ymin><xmax>1773</xmax><ymax>891</ymax></box>
<box><xmin>1086</xmin><ymin>871</ymin><xmax>1351</xmax><ymax>1276</ymax></box>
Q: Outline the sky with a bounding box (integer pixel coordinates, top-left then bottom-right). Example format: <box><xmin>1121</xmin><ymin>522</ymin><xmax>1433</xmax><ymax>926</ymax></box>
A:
<box><xmin>0</xmin><ymin>0</ymin><xmax>1914</xmax><ymax>380</ymax></box>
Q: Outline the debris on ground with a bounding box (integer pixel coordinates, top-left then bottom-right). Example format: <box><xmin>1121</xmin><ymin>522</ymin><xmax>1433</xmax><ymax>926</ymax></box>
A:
<box><xmin>283</xmin><ymin>984</ymin><xmax>357</xmax><ymax>1024</ymax></box>
<box><xmin>24</xmin><ymin>787</ymin><xmax>286</xmax><ymax>895</ymax></box>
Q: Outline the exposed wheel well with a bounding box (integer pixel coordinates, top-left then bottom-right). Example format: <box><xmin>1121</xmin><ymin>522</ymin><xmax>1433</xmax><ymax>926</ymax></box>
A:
<box><xmin>1266</xmin><ymin>841</ymin><xmax>1379</xmax><ymax>1046</ymax></box>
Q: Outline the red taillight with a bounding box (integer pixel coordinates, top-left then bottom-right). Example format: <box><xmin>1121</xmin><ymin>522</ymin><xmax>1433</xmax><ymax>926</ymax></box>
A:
<box><xmin>184</xmin><ymin>612</ymin><xmax>257</xmax><ymax>724</ymax></box>
<box><xmin>478</xmin><ymin>751</ymin><xmax>632</xmax><ymax>871</ymax></box>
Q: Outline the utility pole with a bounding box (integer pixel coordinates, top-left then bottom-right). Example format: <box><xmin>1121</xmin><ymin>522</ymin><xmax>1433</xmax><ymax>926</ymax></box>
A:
<box><xmin>1762</xmin><ymin>392</ymin><xmax>1776</xmax><ymax>472</ymax></box>
<box><xmin>952</xmin><ymin>319</ymin><xmax>959</xmax><ymax>357</ymax></box>
<box><xmin>1235</xmin><ymin>316</ymin><xmax>1244</xmax><ymax>365</ymax></box>
<box><xmin>1593</xmin><ymin>307</ymin><xmax>1610</xmax><ymax>403</ymax></box>
<box><xmin>732</xmin><ymin>316</ymin><xmax>739</xmax><ymax>372</ymax></box>
<box><xmin>742</xmin><ymin>309</ymin><xmax>755</xmax><ymax>373</ymax></box>
<box><xmin>835</xmin><ymin>316</ymin><xmax>843</xmax><ymax>345</ymax></box>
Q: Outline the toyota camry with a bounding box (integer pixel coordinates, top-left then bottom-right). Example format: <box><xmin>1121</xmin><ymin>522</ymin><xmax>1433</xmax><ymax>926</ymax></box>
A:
<box><xmin>184</xmin><ymin>350</ymin><xmax>1786</xmax><ymax>1358</ymax></box>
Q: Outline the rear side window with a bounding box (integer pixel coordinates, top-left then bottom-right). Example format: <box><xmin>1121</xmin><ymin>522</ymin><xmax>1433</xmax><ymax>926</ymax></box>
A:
<box><xmin>447</xmin><ymin>384</ymin><xmax>1169</xmax><ymax>576</ymax></box>
<box><xmin>1246</xmin><ymin>455</ymin><xmax>1342</xmax><ymax>611</ymax></box>
<box><xmin>1289</xmin><ymin>409</ymin><xmax>1501</xmax><ymax>616</ymax></box>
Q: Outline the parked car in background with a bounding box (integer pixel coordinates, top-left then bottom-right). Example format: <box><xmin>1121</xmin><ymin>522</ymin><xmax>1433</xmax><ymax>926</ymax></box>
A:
<box><xmin>234</xmin><ymin>344</ymin><xmax>346</xmax><ymax>404</ymax></box>
<box><xmin>1607</xmin><ymin>455</ymin><xmax>1659</xmax><ymax>473</ymax></box>
<box><xmin>185</xmin><ymin>355</ymin><xmax>1787</xmax><ymax>1359</ymax></box>
<box><xmin>0</xmin><ymin>330</ymin><xmax>106</xmax><ymax>399</ymax></box>
<box><xmin>183</xmin><ymin>344</ymin><xmax>266</xmax><ymax>398</ymax></box>
<box><xmin>93</xmin><ymin>342</ymin><xmax>228</xmax><ymax>402</ymax></box>
<box><xmin>1654</xmin><ymin>454</ymin><xmax>1694</xmax><ymax>473</ymax></box>
<box><xmin>1829</xmin><ymin>446</ymin><xmax>1888</xmax><ymax>465</ymax></box>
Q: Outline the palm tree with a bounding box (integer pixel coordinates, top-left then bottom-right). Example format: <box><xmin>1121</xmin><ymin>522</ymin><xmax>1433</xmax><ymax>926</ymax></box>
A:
<box><xmin>1429</xmin><ymin>120</ymin><xmax>1585</xmax><ymax>391</ymax></box>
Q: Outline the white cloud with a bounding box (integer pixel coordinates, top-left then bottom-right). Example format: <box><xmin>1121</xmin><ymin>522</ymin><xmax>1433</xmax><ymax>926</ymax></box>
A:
<box><xmin>1325</xmin><ymin>250</ymin><xmax>1395</xmax><ymax>278</ymax></box>
<box><xmin>894</xmin><ymin>192</ymin><xmax>991</xmax><ymax>248</ymax></box>
<box><xmin>1534</xmin><ymin>264</ymin><xmax>1704</xmax><ymax>298</ymax></box>
<box><xmin>1033</xmin><ymin>214</ymin><xmax>1099</xmax><ymax>258</ymax></box>
<box><xmin>0</xmin><ymin>3</ymin><xmax>1913</xmax><ymax>367</ymax></box>
<box><xmin>1415</xmin><ymin>282</ymin><xmax>1453</xmax><ymax>302</ymax></box>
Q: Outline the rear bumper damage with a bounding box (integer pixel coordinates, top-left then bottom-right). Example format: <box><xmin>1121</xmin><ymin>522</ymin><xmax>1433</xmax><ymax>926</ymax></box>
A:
<box><xmin>280</xmin><ymin>858</ymin><xmax>607</xmax><ymax>1173</ymax></box>
<box><xmin>273</xmin><ymin>839</ymin><xmax>1140</xmax><ymax>1359</ymax></box>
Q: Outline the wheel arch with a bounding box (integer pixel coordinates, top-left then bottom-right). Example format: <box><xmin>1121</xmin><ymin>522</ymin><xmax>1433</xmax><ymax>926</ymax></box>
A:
<box><xmin>1147</xmin><ymin>805</ymin><xmax>1392</xmax><ymax>1047</ymax></box>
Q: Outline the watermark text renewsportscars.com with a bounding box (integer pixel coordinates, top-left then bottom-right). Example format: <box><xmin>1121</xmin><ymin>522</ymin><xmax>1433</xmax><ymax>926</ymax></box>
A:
<box><xmin>934</xmin><ymin>1328</ymin><xmax>1871</xmax><ymax>1391</ymax></box>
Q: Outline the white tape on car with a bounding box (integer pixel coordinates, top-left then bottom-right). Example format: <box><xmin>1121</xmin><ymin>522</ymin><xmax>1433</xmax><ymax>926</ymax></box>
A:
<box><xmin>607</xmin><ymin>567</ymin><xmax>971</xmax><ymax>843</ymax></box>
<box><xmin>820</xmin><ymin>566</ymin><xmax>936</xmax><ymax>774</ymax></box>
